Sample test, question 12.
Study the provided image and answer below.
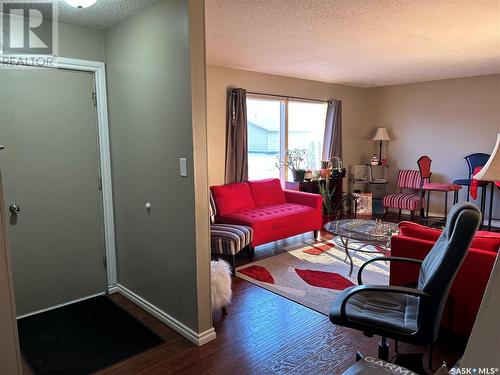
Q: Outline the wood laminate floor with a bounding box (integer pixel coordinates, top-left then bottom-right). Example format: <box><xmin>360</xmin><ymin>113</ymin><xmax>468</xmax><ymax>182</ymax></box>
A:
<box><xmin>22</xmin><ymin>212</ymin><xmax>476</xmax><ymax>374</ymax></box>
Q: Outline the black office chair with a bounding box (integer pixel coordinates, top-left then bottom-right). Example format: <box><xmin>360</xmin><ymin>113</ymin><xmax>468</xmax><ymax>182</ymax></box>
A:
<box><xmin>330</xmin><ymin>202</ymin><xmax>481</xmax><ymax>364</ymax></box>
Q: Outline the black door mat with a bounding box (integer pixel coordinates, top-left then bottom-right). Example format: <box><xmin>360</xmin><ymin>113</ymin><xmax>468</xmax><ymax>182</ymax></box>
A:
<box><xmin>18</xmin><ymin>295</ymin><xmax>164</xmax><ymax>375</ymax></box>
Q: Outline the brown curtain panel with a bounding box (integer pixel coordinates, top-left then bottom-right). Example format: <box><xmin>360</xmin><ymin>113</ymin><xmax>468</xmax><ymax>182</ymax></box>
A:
<box><xmin>225</xmin><ymin>88</ymin><xmax>248</xmax><ymax>183</ymax></box>
<box><xmin>322</xmin><ymin>100</ymin><xmax>342</xmax><ymax>160</ymax></box>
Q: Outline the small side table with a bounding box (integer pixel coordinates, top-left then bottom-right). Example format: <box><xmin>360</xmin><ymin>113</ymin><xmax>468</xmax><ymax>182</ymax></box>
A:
<box><xmin>423</xmin><ymin>182</ymin><xmax>462</xmax><ymax>221</ymax></box>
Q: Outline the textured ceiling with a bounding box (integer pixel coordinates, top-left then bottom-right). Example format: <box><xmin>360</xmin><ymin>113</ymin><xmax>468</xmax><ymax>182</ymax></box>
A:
<box><xmin>206</xmin><ymin>0</ymin><xmax>500</xmax><ymax>87</ymax></box>
<box><xmin>55</xmin><ymin>0</ymin><xmax>160</xmax><ymax>29</ymax></box>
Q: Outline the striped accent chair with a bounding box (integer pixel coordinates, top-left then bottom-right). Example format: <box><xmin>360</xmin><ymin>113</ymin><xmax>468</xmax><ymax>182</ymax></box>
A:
<box><xmin>210</xmin><ymin>193</ymin><xmax>253</xmax><ymax>270</ymax></box>
<box><xmin>383</xmin><ymin>169</ymin><xmax>427</xmax><ymax>221</ymax></box>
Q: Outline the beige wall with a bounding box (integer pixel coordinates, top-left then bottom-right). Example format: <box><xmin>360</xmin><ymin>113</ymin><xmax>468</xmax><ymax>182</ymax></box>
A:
<box><xmin>207</xmin><ymin>67</ymin><xmax>499</xmax><ymax>218</ymax></box>
<box><xmin>206</xmin><ymin>65</ymin><xmax>371</xmax><ymax>186</ymax></box>
<box><xmin>368</xmin><ymin>74</ymin><xmax>500</xmax><ymax>214</ymax></box>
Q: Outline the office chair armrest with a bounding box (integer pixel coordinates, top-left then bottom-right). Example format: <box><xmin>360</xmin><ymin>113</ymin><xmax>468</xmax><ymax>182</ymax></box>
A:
<box><xmin>340</xmin><ymin>285</ymin><xmax>432</xmax><ymax>321</ymax></box>
<box><xmin>358</xmin><ymin>256</ymin><xmax>423</xmax><ymax>285</ymax></box>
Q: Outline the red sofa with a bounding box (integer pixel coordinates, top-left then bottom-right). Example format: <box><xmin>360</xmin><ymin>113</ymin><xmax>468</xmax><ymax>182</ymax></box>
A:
<box><xmin>390</xmin><ymin>221</ymin><xmax>500</xmax><ymax>337</ymax></box>
<box><xmin>210</xmin><ymin>178</ymin><xmax>322</xmax><ymax>247</ymax></box>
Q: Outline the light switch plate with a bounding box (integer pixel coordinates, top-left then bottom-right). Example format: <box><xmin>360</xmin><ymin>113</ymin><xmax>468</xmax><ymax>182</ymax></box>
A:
<box><xmin>180</xmin><ymin>158</ymin><xmax>187</xmax><ymax>177</ymax></box>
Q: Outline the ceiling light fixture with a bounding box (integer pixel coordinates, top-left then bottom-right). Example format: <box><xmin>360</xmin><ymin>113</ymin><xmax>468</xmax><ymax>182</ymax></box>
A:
<box><xmin>63</xmin><ymin>0</ymin><xmax>98</xmax><ymax>8</ymax></box>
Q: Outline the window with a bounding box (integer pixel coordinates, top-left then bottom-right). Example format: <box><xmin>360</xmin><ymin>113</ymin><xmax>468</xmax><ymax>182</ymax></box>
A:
<box><xmin>247</xmin><ymin>97</ymin><xmax>284</xmax><ymax>180</ymax></box>
<box><xmin>247</xmin><ymin>96</ymin><xmax>327</xmax><ymax>182</ymax></box>
<box><xmin>288</xmin><ymin>101</ymin><xmax>327</xmax><ymax>172</ymax></box>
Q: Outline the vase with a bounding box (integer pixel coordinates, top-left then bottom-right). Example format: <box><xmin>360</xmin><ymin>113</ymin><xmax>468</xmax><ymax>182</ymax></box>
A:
<box><xmin>304</xmin><ymin>170</ymin><xmax>313</xmax><ymax>181</ymax></box>
<box><xmin>292</xmin><ymin>169</ymin><xmax>306</xmax><ymax>182</ymax></box>
<box><xmin>320</xmin><ymin>168</ymin><xmax>332</xmax><ymax>179</ymax></box>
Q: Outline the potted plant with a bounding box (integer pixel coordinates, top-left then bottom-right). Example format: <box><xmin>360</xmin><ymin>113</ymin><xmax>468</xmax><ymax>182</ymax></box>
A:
<box><xmin>319</xmin><ymin>181</ymin><xmax>355</xmax><ymax>224</ymax></box>
<box><xmin>277</xmin><ymin>149</ymin><xmax>308</xmax><ymax>182</ymax></box>
<box><xmin>319</xmin><ymin>178</ymin><xmax>336</xmax><ymax>224</ymax></box>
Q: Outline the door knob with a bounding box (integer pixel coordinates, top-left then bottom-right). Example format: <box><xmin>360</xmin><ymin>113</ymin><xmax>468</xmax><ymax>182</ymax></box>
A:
<box><xmin>9</xmin><ymin>204</ymin><xmax>20</xmax><ymax>215</ymax></box>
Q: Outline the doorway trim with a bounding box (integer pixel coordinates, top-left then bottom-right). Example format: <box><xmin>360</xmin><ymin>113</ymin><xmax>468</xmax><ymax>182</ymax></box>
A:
<box><xmin>0</xmin><ymin>56</ymin><xmax>117</xmax><ymax>288</ymax></box>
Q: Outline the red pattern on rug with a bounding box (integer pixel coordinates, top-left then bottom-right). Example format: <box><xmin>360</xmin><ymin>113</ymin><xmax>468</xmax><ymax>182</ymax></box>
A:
<box><xmin>302</xmin><ymin>241</ymin><xmax>387</xmax><ymax>256</ymax></box>
<box><xmin>302</xmin><ymin>241</ymin><xmax>336</xmax><ymax>255</ymax></box>
<box><xmin>295</xmin><ymin>269</ymin><xmax>354</xmax><ymax>290</ymax></box>
<box><xmin>239</xmin><ymin>265</ymin><xmax>274</xmax><ymax>284</ymax></box>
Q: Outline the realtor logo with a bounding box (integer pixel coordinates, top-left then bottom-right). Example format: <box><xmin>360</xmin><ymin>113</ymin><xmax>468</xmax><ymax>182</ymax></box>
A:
<box><xmin>1</xmin><ymin>1</ymin><xmax>58</xmax><ymax>66</ymax></box>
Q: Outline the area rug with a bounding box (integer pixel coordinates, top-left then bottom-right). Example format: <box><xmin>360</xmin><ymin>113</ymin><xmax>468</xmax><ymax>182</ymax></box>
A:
<box><xmin>18</xmin><ymin>296</ymin><xmax>164</xmax><ymax>375</ymax></box>
<box><xmin>236</xmin><ymin>238</ymin><xmax>389</xmax><ymax>315</ymax></box>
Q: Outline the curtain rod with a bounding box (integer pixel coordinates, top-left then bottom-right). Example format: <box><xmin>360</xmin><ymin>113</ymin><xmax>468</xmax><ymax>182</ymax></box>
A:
<box><xmin>241</xmin><ymin>90</ymin><xmax>332</xmax><ymax>104</ymax></box>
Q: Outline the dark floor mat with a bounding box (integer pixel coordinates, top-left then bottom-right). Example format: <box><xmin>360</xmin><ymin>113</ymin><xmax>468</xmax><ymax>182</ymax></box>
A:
<box><xmin>18</xmin><ymin>295</ymin><xmax>164</xmax><ymax>375</ymax></box>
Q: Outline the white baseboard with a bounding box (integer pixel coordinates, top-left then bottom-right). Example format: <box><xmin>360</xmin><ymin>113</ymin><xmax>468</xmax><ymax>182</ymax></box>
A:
<box><xmin>109</xmin><ymin>283</ymin><xmax>216</xmax><ymax>346</ymax></box>
<box><xmin>107</xmin><ymin>283</ymin><xmax>118</xmax><ymax>294</ymax></box>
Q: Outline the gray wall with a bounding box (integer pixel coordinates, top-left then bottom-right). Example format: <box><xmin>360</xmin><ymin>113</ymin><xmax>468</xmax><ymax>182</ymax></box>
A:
<box><xmin>0</xmin><ymin>176</ymin><xmax>22</xmax><ymax>374</ymax></box>
<box><xmin>104</xmin><ymin>0</ymin><xmax>200</xmax><ymax>331</ymax></box>
<box><xmin>58</xmin><ymin>22</ymin><xmax>104</xmax><ymax>61</ymax></box>
<box><xmin>12</xmin><ymin>18</ymin><xmax>104</xmax><ymax>61</ymax></box>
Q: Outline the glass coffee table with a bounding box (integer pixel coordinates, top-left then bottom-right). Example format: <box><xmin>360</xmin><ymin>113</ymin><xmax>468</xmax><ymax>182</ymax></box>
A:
<box><xmin>324</xmin><ymin>219</ymin><xmax>399</xmax><ymax>276</ymax></box>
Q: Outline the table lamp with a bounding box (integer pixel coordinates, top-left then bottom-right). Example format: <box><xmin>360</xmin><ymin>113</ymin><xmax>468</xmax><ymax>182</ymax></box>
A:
<box><xmin>372</xmin><ymin>128</ymin><xmax>391</xmax><ymax>165</ymax></box>
<box><xmin>473</xmin><ymin>133</ymin><xmax>500</xmax><ymax>182</ymax></box>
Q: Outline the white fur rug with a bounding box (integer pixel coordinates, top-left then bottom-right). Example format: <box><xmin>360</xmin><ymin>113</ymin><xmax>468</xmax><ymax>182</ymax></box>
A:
<box><xmin>211</xmin><ymin>260</ymin><xmax>232</xmax><ymax>311</ymax></box>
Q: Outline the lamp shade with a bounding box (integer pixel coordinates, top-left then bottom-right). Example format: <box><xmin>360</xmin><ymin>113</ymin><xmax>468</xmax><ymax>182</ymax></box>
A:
<box><xmin>372</xmin><ymin>127</ymin><xmax>391</xmax><ymax>141</ymax></box>
<box><xmin>473</xmin><ymin>133</ymin><xmax>500</xmax><ymax>182</ymax></box>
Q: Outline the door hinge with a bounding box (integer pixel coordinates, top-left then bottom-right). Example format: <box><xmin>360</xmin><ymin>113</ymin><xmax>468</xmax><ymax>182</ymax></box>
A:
<box><xmin>92</xmin><ymin>92</ymin><xmax>97</xmax><ymax>106</ymax></box>
<box><xmin>102</xmin><ymin>256</ymin><xmax>107</xmax><ymax>269</ymax></box>
<box><xmin>98</xmin><ymin>177</ymin><xmax>103</xmax><ymax>191</ymax></box>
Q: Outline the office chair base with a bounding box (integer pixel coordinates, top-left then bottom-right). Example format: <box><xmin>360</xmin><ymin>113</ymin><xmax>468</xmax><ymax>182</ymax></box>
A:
<box><xmin>378</xmin><ymin>337</ymin><xmax>389</xmax><ymax>361</ymax></box>
<box><xmin>355</xmin><ymin>349</ymin><xmax>429</xmax><ymax>375</ymax></box>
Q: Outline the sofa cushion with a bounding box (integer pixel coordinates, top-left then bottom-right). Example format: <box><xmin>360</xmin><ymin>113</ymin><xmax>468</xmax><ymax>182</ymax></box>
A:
<box><xmin>218</xmin><ymin>203</ymin><xmax>317</xmax><ymax>232</ymax></box>
<box><xmin>473</xmin><ymin>231</ymin><xmax>500</xmax><ymax>252</ymax></box>
<box><xmin>210</xmin><ymin>182</ymin><xmax>256</xmax><ymax>216</ymax></box>
<box><xmin>398</xmin><ymin>221</ymin><xmax>442</xmax><ymax>242</ymax></box>
<box><xmin>248</xmin><ymin>179</ymin><xmax>286</xmax><ymax>207</ymax></box>
<box><xmin>398</xmin><ymin>221</ymin><xmax>500</xmax><ymax>252</ymax></box>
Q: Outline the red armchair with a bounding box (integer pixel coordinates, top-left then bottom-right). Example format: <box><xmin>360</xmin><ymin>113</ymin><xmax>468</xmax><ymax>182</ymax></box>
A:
<box><xmin>390</xmin><ymin>221</ymin><xmax>500</xmax><ymax>337</ymax></box>
<box><xmin>210</xmin><ymin>179</ymin><xmax>322</xmax><ymax>247</ymax></box>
